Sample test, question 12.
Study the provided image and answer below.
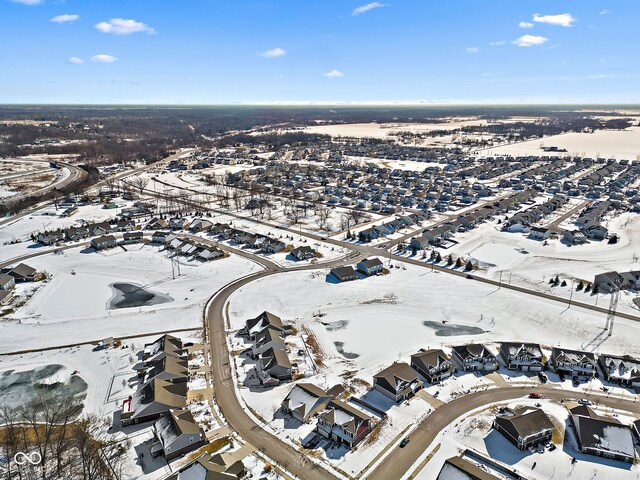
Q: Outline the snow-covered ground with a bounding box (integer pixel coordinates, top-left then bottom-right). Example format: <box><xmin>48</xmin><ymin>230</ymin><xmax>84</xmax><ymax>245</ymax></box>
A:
<box><xmin>480</xmin><ymin>126</ymin><xmax>640</xmax><ymax>160</ymax></box>
<box><xmin>438</xmin><ymin>211</ymin><xmax>640</xmax><ymax>314</ymax></box>
<box><xmin>0</xmin><ymin>244</ymin><xmax>261</xmax><ymax>353</ymax></box>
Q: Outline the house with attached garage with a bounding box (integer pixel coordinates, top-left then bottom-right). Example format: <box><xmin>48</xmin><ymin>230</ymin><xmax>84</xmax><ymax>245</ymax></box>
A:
<box><xmin>6</xmin><ymin>263</ymin><xmax>37</xmax><ymax>282</ymax></box>
<box><xmin>436</xmin><ymin>456</ymin><xmax>500</xmax><ymax>480</ymax></box>
<box><xmin>330</xmin><ymin>266</ymin><xmax>358</xmax><ymax>283</ymax></box>
<box><xmin>169</xmin><ymin>217</ymin><xmax>187</xmax><ymax>230</ymax></box>
<box><xmin>290</xmin><ymin>246</ymin><xmax>317</xmax><ymax>261</ymax></box>
<box><xmin>358</xmin><ymin>227</ymin><xmax>380</xmax><ymax>242</ymax></box>
<box><xmin>87</xmin><ymin>222</ymin><xmax>112</xmax><ymax>237</ymax></box>
<box><xmin>91</xmin><ymin>234</ymin><xmax>117</xmax><ymax>251</ymax></box>
<box><xmin>281</xmin><ymin>383</ymin><xmax>333</xmax><ymax>423</ymax></box>
<box><xmin>493</xmin><ymin>407</ymin><xmax>554</xmax><ymax>451</ymax></box>
<box><xmin>451</xmin><ymin>344</ymin><xmax>498</xmax><ymax>372</ymax></box>
<box><xmin>549</xmin><ymin>347</ymin><xmax>596</xmax><ymax>378</ymax></box>
<box><xmin>409</xmin><ymin>234</ymin><xmax>431</xmax><ymax>250</ymax></box>
<box><xmin>563</xmin><ymin>229</ymin><xmax>588</xmax><ymax>245</ymax></box>
<box><xmin>598</xmin><ymin>354</ymin><xmax>640</xmax><ymax>388</ymax></box>
<box><xmin>143</xmin><ymin>334</ymin><xmax>187</xmax><ymax>362</ymax></box>
<box><xmin>145</xmin><ymin>217</ymin><xmax>169</xmax><ymax>230</ymax></box>
<box><xmin>151</xmin><ymin>408</ymin><xmax>206</xmax><ymax>461</ymax></box>
<box><xmin>166</xmin><ymin>451</ymin><xmax>248</xmax><ymax>480</ymax></box>
<box><xmin>196</xmin><ymin>247</ymin><xmax>224</xmax><ymax>261</ymax></box>
<box><xmin>241</xmin><ymin>311</ymin><xmax>286</xmax><ymax>340</ymax></box>
<box><xmin>151</xmin><ymin>231</ymin><xmax>170</xmax><ymax>244</ymax></box>
<box><xmin>0</xmin><ymin>290</ymin><xmax>12</xmax><ymax>306</ymax></box>
<box><xmin>373</xmin><ymin>362</ymin><xmax>423</xmax><ymax>402</ymax></box>
<box><xmin>0</xmin><ymin>273</ymin><xmax>15</xmax><ymax>291</ymax></box>
<box><xmin>122</xmin><ymin>231</ymin><xmax>144</xmax><ymax>244</ymax></box>
<box><xmin>410</xmin><ymin>349</ymin><xmax>455</xmax><ymax>383</ymax></box>
<box><xmin>356</xmin><ymin>257</ymin><xmax>384</xmax><ymax>276</ymax></box>
<box><xmin>528</xmin><ymin>226</ymin><xmax>551</xmax><ymax>241</ymax></box>
<box><xmin>261</xmin><ymin>238</ymin><xmax>287</xmax><ymax>254</ymax></box>
<box><xmin>250</xmin><ymin>326</ymin><xmax>286</xmax><ymax>359</ymax></box>
<box><xmin>499</xmin><ymin>342</ymin><xmax>544</xmax><ymax>371</ymax></box>
<box><xmin>256</xmin><ymin>347</ymin><xmax>292</xmax><ymax>386</ymax></box>
<box><xmin>569</xmin><ymin>404</ymin><xmax>636</xmax><ymax>463</ymax></box>
<box><xmin>316</xmin><ymin>399</ymin><xmax>372</xmax><ymax>448</ymax></box>
<box><xmin>123</xmin><ymin>378</ymin><xmax>188</xmax><ymax>425</ymax></box>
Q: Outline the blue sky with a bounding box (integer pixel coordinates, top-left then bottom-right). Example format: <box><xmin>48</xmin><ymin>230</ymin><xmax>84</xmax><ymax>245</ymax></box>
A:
<box><xmin>0</xmin><ymin>0</ymin><xmax>637</xmax><ymax>104</ymax></box>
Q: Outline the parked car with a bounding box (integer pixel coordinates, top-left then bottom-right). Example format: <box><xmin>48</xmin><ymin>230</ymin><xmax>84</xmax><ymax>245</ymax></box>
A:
<box><xmin>538</xmin><ymin>372</ymin><xmax>548</xmax><ymax>383</ymax></box>
<box><xmin>578</xmin><ymin>398</ymin><xmax>591</xmax><ymax>405</ymax></box>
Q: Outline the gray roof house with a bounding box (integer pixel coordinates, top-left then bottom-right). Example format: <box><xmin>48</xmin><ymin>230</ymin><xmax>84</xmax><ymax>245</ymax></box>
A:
<box><xmin>316</xmin><ymin>399</ymin><xmax>372</xmax><ymax>448</ymax></box>
<box><xmin>167</xmin><ymin>451</ymin><xmax>247</xmax><ymax>480</ymax></box>
<box><xmin>451</xmin><ymin>344</ymin><xmax>498</xmax><ymax>372</ymax></box>
<box><xmin>436</xmin><ymin>456</ymin><xmax>499</xmax><ymax>480</ymax></box>
<box><xmin>153</xmin><ymin>408</ymin><xmax>206</xmax><ymax>461</ymax></box>
<box><xmin>499</xmin><ymin>342</ymin><xmax>544</xmax><ymax>371</ymax></box>
<box><xmin>7</xmin><ymin>263</ymin><xmax>37</xmax><ymax>282</ymax></box>
<box><xmin>330</xmin><ymin>266</ymin><xmax>358</xmax><ymax>282</ymax></box>
<box><xmin>0</xmin><ymin>273</ymin><xmax>15</xmax><ymax>291</ymax></box>
<box><xmin>550</xmin><ymin>347</ymin><xmax>596</xmax><ymax>377</ymax></box>
<box><xmin>356</xmin><ymin>257</ymin><xmax>384</xmax><ymax>276</ymax></box>
<box><xmin>91</xmin><ymin>234</ymin><xmax>117</xmax><ymax>250</ymax></box>
<box><xmin>256</xmin><ymin>347</ymin><xmax>292</xmax><ymax>386</ymax></box>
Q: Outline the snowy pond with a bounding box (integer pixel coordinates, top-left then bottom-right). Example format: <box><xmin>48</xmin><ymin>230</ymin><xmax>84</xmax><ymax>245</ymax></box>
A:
<box><xmin>0</xmin><ymin>364</ymin><xmax>87</xmax><ymax>412</ymax></box>
<box><xmin>108</xmin><ymin>282</ymin><xmax>173</xmax><ymax>309</ymax></box>
<box><xmin>422</xmin><ymin>320</ymin><xmax>487</xmax><ymax>336</ymax></box>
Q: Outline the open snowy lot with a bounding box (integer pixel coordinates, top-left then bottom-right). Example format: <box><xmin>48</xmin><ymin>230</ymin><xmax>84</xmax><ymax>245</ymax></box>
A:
<box><xmin>226</xmin><ymin>263</ymin><xmax>640</xmax><ymax>385</ymax></box>
<box><xmin>480</xmin><ymin>126</ymin><xmax>640</xmax><ymax>160</ymax></box>
<box><xmin>442</xmin><ymin>211</ymin><xmax>640</xmax><ymax>314</ymax></box>
<box><xmin>0</xmin><ymin>245</ymin><xmax>261</xmax><ymax>353</ymax></box>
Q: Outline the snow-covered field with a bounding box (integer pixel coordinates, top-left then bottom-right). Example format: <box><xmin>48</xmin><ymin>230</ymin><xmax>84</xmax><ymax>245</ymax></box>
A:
<box><xmin>441</xmin><ymin>211</ymin><xmax>640</xmax><ymax>314</ymax></box>
<box><xmin>226</xmin><ymin>263</ymin><xmax>640</xmax><ymax>383</ymax></box>
<box><xmin>0</xmin><ymin>245</ymin><xmax>261</xmax><ymax>353</ymax></box>
<box><xmin>480</xmin><ymin>127</ymin><xmax>640</xmax><ymax>160</ymax></box>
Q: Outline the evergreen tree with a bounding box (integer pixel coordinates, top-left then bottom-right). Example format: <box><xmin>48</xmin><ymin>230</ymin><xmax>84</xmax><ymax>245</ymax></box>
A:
<box><xmin>447</xmin><ymin>254</ymin><xmax>453</xmax><ymax>265</ymax></box>
<box><xmin>585</xmin><ymin>283</ymin><xmax>592</xmax><ymax>292</ymax></box>
<box><xmin>465</xmin><ymin>260</ymin><xmax>474</xmax><ymax>271</ymax></box>
<box><xmin>455</xmin><ymin>257</ymin><xmax>463</xmax><ymax>268</ymax></box>
<box><xmin>435</xmin><ymin>252</ymin><xmax>443</xmax><ymax>262</ymax></box>
<box><xmin>577</xmin><ymin>281</ymin><xmax>584</xmax><ymax>291</ymax></box>
<box><xmin>561</xmin><ymin>280</ymin><xmax>567</xmax><ymax>287</ymax></box>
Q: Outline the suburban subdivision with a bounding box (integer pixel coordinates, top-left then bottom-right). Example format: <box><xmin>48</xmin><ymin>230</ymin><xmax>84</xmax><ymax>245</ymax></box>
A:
<box><xmin>2</xmin><ymin>103</ymin><xmax>640</xmax><ymax>480</ymax></box>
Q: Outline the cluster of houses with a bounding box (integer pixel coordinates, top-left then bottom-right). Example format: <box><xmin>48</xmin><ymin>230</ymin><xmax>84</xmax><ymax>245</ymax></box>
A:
<box><xmin>209</xmin><ymin>222</ymin><xmax>290</xmax><ymax>255</ymax></box>
<box><xmin>506</xmin><ymin>195</ymin><xmax>567</xmax><ymax>233</ymax></box>
<box><xmin>120</xmin><ymin>335</ymin><xmax>209</xmax><ymax>461</ymax></box>
<box><xmin>593</xmin><ymin>270</ymin><xmax>640</xmax><ymax>294</ymax></box>
<box><xmin>0</xmin><ymin>262</ymin><xmax>38</xmax><ymax>306</ymax></box>
<box><xmin>410</xmin><ymin>189</ymin><xmax>537</xmax><ymax>248</ymax></box>
<box><xmin>357</xmin><ymin>212</ymin><xmax>430</xmax><ymax>242</ymax></box>
<box><xmin>329</xmin><ymin>257</ymin><xmax>384</xmax><ymax>282</ymax></box>
<box><xmin>281</xmin><ymin>383</ymin><xmax>374</xmax><ymax>449</ymax></box>
<box><xmin>239</xmin><ymin>311</ymin><xmax>295</xmax><ymax>387</ymax></box>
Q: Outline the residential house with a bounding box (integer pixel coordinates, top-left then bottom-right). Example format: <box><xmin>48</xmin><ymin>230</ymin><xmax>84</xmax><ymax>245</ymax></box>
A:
<box><xmin>373</xmin><ymin>362</ymin><xmax>423</xmax><ymax>402</ymax></box>
<box><xmin>411</xmin><ymin>349</ymin><xmax>455</xmax><ymax>383</ymax></box>
<box><xmin>281</xmin><ymin>383</ymin><xmax>332</xmax><ymax>423</ymax></box>
<box><xmin>290</xmin><ymin>246</ymin><xmax>317</xmax><ymax>261</ymax></box>
<box><xmin>256</xmin><ymin>347</ymin><xmax>292</xmax><ymax>386</ymax></box>
<box><xmin>0</xmin><ymin>290</ymin><xmax>12</xmax><ymax>306</ymax></box>
<box><xmin>152</xmin><ymin>408</ymin><xmax>206</xmax><ymax>461</ymax></box>
<box><xmin>499</xmin><ymin>342</ymin><xmax>544</xmax><ymax>371</ymax></box>
<box><xmin>356</xmin><ymin>258</ymin><xmax>384</xmax><ymax>276</ymax></box>
<box><xmin>124</xmin><ymin>378</ymin><xmax>188</xmax><ymax>425</ymax></box>
<box><xmin>91</xmin><ymin>234</ymin><xmax>117</xmax><ymax>250</ymax></box>
<box><xmin>569</xmin><ymin>405</ymin><xmax>635</xmax><ymax>463</ymax></box>
<box><xmin>7</xmin><ymin>263</ymin><xmax>37</xmax><ymax>282</ymax></box>
<box><xmin>167</xmin><ymin>452</ymin><xmax>247</xmax><ymax>480</ymax></box>
<box><xmin>0</xmin><ymin>273</ymin><xmax>15</xmax><ymax>291</ymax></box>
<box><xmin>528</xmin><ymin>226</ymin><xmax>551</xmax><ymax>241</ymax></box>
<box><xmin>598</xmin><ymin>354</ymin><xmax>640</xmax><ymax>388</ymax></box>
<box><xmin>122</xmin><ymin>231</ymin><xmax>144</xmax><ymax>244</ymax></box>
<box><xmin>563</xmin><ymin>229</ymin><xmax>588</xmax><ymax>245</ymax></box>
<box><xmin>241</xmin><ymin>311</ymin><xmax>285</xmax><ymax>340</ymax></box>
<box><xmin>316</xmin><ymin>399</ymin><xmax>372</xmax><ymax>448</ymax></box>
<box><xmin>145</xmin><ymin>218</ymin><xmax>169</xmax><ymax>230</ymax></box>
<box><xmin>330</xmin><ymin>266</ymin><xmax>358</xmax><ymax>282</ymax></box>
<box><xmin>152</xmin><ymin>231</ymin><xmax>170</xmax><ymax>244</ymax></box>
<box><xmin>493</xmin><ymin>407</ymin><xmax>554</xmax><ymax>450</ymax></box>
<box><xmin>451</xmin><ymin>344</ymin><xmax>498</xmax><ymax>372</ymax></box>
<box><xmin>549</xmin><ymin>347</ymin><xmax>596</xmax><ymax>377</ymax></box>
<box><xmin>436</xmin><ymin>456</ymin><xmax>500</xmax><ymax>480</ymax></box>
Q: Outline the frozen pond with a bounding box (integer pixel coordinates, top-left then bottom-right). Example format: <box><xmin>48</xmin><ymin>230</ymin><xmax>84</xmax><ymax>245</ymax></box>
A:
<box><xmin>422</xmin><ymin>320</ymin><xmax>487</xmax><ymax>337</ymax></box>
<box><xmin>0</xmin><ymin>364</ymin><xmax>87</xmax><ymax>411</ymax></box>
<box><xmin>108</xmin><ymin>282</ymin><xmax>173</xmax><ymax>309</ymax></box>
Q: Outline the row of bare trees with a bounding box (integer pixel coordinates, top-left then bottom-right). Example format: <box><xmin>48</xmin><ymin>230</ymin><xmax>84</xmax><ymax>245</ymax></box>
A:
<box><xmin>0</xmin><ymin>393</ymin><xmax>128</xmax><ymax>480</ymax></box>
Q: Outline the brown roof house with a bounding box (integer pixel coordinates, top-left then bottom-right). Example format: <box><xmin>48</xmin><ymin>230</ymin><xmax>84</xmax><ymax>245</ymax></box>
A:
<box><xmin>436</xmin><ymin>456</ymin><xmax>500</xmax><ymax>480</ymax></box>
<box><xmin>410</xmin><ymin>349</ymin><xmax>455</xmax><ymax>383</ymax></box>
<box><xmin>316</xmin><ymin>399</ymin><xmax>372</xmax><ymax>448</ymax></box>
<box><xmin>373</xmin><ymin>362</ymin><xmax>423</xmax><ymax>402</ymax></box>
<box><xmin>281</xmin><ymin>383</ymin><xmax>333</xmax><ymax>423</ymax></box>
<box><xmin>152</xmin><ymin>408</ymin><xmax>206</xmax><ymax>461</ymax></box>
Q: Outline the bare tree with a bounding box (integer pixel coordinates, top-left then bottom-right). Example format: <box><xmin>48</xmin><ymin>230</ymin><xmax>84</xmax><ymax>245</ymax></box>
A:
<box><xmin>130</xmin><ymin>176</ymin><xmax>149</xmax><ymax>194</ymax></box>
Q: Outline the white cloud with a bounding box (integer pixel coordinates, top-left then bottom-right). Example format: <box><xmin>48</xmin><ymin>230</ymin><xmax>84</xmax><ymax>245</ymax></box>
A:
<box><xmin>323</xmin><ymin>69</ymin><xmax>344</xmax><ymax>78</ymax></box>
<box><xmin>67</xmin><ymin>57</ymin><xmax>83</xmax><ymax>64</ymax></box>
<box><xmin>489</xmin><ymin>41</ymin><xmax>506</xmax><ymax>46</ymax></box>
<box><xmin>91</xmin><ymin>54</ymin><xmax>118</xmax><ymax>63</ymax></box>
<box><xmin>259</xmin><ymin>48</ymin><xmax>286</xmax><ymax>58</ymax></box>
<box><xmin>599</xmin><ymin>9</ymin><xmax>611</xmax><ymax>15</ymax></box>
<box><xmin>352</xmin><ymin>2</ymin><xmax>385</xmax><ymax>16</ymax></box>
<box><xmin>466</xmin><ymin>47</ymin><xmax>479</xmax><ymax>54</ymax></box>
<box><xmin>51</xmin><ymin>14</ymin><xmax>79</xmax><ymax>23</ymax></box>
<box><xmin>532</xmin><ymin>13</ymin><xmax>576</xmax><ymax>27</ymax></box>
<box><xmin>10</xmin><ymin>0</ymin><xmax>43</xmax><ymax>5</ymax></box>
<box><xmin>95</xmin><ymin>18</ymin><xmax>155</xmax><ymax>35</ymax></box>
<box><xmin>519</xmin><ymin>21</ymin><xmax>534</xmax><ymax>28</ymax></box>
<box><xmin>512</xmin><ymin>35</ymin><xmax>549</xmax><ymax>47</ymax></box>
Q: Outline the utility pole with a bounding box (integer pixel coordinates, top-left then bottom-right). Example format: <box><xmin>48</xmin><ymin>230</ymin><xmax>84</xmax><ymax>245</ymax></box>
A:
<box><xmin>498</xmin><ymin>271</ymin><xmax>503</xmax><ymax>290</ymax></box>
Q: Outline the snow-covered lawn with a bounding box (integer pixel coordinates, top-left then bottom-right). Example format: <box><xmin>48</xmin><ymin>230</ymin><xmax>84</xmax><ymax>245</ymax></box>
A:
<box><xmin>0</xmin><ymin>245</ymin><xmax>261</xmax><ymax>353</ymax></box>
